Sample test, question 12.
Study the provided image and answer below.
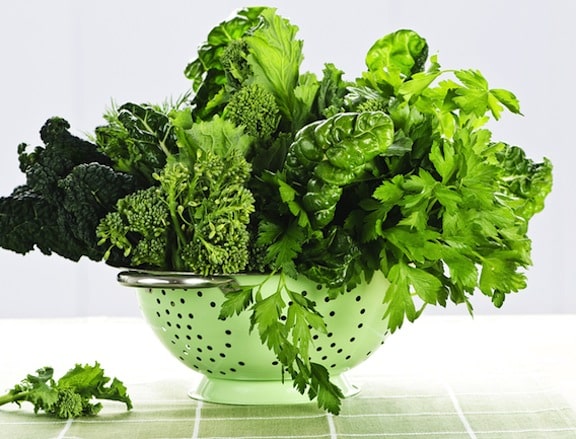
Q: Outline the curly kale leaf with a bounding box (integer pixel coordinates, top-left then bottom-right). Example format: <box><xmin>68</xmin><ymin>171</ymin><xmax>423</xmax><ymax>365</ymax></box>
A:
<box><xmin>494</xmin><ymin>143</ymin><xmax>553</xmax><ymax>220</ymax></box>
<box><xmin>0</xmin><ymin>118</ymin><xmax>137</xmax><ymax>263</ymax></box>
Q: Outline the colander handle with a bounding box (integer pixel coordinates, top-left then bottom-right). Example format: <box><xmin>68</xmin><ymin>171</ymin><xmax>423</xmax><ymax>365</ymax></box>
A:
<box><xmin>117</xmin><ymin>270</ymin><xmax>240</xmax><ymax>294</ymax></box>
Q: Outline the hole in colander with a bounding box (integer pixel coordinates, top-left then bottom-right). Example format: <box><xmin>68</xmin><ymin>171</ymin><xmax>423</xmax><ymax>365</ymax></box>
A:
<box><xmin>219</xmin><ymin>353</ymin><xmax>226</xmax><ymax>358</ymax></box>
<box><xmin>337</xmin><ymin>348</ymin><xmax>343</xmax><ymax>354</ymax></box>
<box><xmin>350</xmin><ymin>337</ymin><xmax>356</xmax><ymax>343</ymax></box>
<box><xmin>156</xmin><ymin>298</ymin><xmax>161</xmax><ymax>305</ymax></box>
<box><xmin>197</xmin><ymin>334</ymin><xmax>203</xmax><ymax>340</ymax></box>
<box><xmin>197</xmin><ymin>291</ymin><xmax>203</xmax><ymax>298</ymax></box>
<box><xmin>225</xmin><ymin>343</ymin><xmax>232</xmax><ymax>348</ymax></box>
<box><xmin>177</xmin><ymin>313</ymin><xmax>183</xmax><ymax>319</ymax></box>
<box><xmin>360</xmin><ymin>308</ymin><xmax>366</xmax><ymax>315</ymax></box>
<box><xmin>329</xmin><ymin>311</ymin><xmax>336</xmax><ymax>317</ymax></box>
<box><xmin>209</xmin><ymin>301</ymin><xmax>216</xmax><ymax>308</ymax></box>
<box><xmin>220</xmin><ymin>371</ymin><xmax>226</xmax><ymax>376</ymax></box>
<box><xmin>324</xmin><ymin>297</ymin><xmax>330</xmax><ymax>303</ymax></box>
<box><xmin>345</xmin><ymin>355</ymin><xmax>351</xmax><ymax>360</ymax></box>
<box><xmin>230</xmin><ymin>368</ymin><xmax>237</xmax><ymax>373</ymax></box>
<box><xmin>238</xmin><ymin>361</ymin><xmax>245</xmax><ymax>366</ymax></box>
<box><xmin>180</xmin><ymin>298</ymin><xmax>186</xmax><ymax>304</ymax></box>
<box><xmin>170</xmin><ymin>301</ymin><xmax>176</xmax><ymax>307</ymax></box>
<box><xmin>188</xmin><ymin>313</ymin><xmax>194</xmax><ymax>319</ymax></box>
<box><xmin>166</xmin><ymin>322</ymin><xmax>172</xmax><ymax>327</ymax></box>
<box><xmin>165</xmin><ymin>309</ymin><xmax>170</xmax><ymax>315</ymax></box>
<box><xmin>207</xmin><ymin>345</ymin><xmax>213</xmax><ymax>351</ymax></box>
<box><xmin>197</xmin><ymin>347</ymin><xmax>202</xmax><ymax>353</ymax></box>
<box><xmin>155</xmin><ymin>311</ymin><xmax>161</xmax><ymax>318</ymax></box>
<box><xmin>196</xmin><ymin>356</ymin><xmax>202</xmax><ymax>362</ymax></box>
<box><xmin>225</xmin><ymin>329</ymin><xmax>232</xmax><ymax>335</ymax></box>
<box><xmin>302</xmin><ymin>290</ymin><xmax>308</xmax><ymax>296</ymax></box>
<box><xmin>358</xmin><ymin>323</ymin><xmax>364</xmax><ymax>329</ymax></box>
<box><xmin>176</xmin><ymin>323</ymin><xmax>181</xmax><ymax>329</ymax></box>
<box><xmin>272</xmin><ymin>361</ymin><xmax>279</xmax><ymax>366</ymax></box>
<box><xmin>207</xmin><ymin>370</ymin><xmax>213</xmax><ymax>374</ymax></box>
<box><xmin>321</xmin><ymin>355</ymin><xmax>328</xmax><ymax>361</ymax></box>
<box><xmin>316</xmin><ymin>346</ymin><xmax>323</xmax><ymax>352</ymax></box>
<box><xmin>161</xmin><ymin>290</ymin><xmax>167</xmax><ymax>296</ymax></box>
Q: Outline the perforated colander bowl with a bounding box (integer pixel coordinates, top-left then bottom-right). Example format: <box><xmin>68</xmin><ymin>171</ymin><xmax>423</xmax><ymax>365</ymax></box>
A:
<box><xmin>118</xmin><ymin>270</ymin><xmax>391</xmax><ymax>405</ymax></box>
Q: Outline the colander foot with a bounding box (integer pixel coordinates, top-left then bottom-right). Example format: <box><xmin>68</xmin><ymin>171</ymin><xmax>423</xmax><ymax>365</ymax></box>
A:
<box><xmin>188</xmin><ymin>374</ymin><xmax>359</xmax><ymax>406</ymax></box>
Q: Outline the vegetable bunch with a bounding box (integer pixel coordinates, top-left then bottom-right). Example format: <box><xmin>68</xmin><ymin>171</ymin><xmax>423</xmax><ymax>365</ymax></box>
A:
<box><xmin>0</xmin><ymin>7</ymin><xmax>552</xmax><ymax>414</ymax></box>
<box><xmin>0</xmin><ymin>363</ymin><xmax>132</xmax><ymax>419</ymax></box>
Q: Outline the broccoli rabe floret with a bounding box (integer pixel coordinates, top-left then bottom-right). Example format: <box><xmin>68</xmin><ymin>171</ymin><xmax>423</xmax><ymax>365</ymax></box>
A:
<box><xmin>224</xmin><ymin>84</ymin><xmax>280</xmax><ymax>141</ymax></box>
<box><xmin>155</xmin><ymin>148</ymin><xmax>255</xmax><ymax>274</ymax></box>
<box><xmin>220</xmin><ymin>39</ymin><xmax>251</xmax><ymax>88</ymax></box>
<box><xmin>97</xmin><ymin>186</ymin><xmax>170</xmax><ymax>269</ymax></box>
<box><xmin>0</xmin><ymin>118</ymin><xmax>138</xmax><ymax>263</ymax></box>
<box><xmin>0</xmin><ymin>363</ymin><xmax>132</xmax><ymax>419</ymax></box>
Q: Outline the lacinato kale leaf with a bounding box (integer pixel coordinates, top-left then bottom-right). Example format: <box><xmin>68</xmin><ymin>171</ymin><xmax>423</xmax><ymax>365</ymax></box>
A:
<box><xmin>0</xmin><ymin>118</ymin><xmax>137</xmax><ymax>263</ymax></box>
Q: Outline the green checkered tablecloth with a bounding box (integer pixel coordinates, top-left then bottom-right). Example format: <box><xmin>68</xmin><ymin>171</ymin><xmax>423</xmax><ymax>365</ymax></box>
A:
<box><xmin>1</xmin><ymin>316</ymin><xmax>575</xmax><ymax>438</ymax></box>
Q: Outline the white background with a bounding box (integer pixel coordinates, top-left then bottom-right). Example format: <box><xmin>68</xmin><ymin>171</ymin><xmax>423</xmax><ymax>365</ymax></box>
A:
<box><xmin>0</xmin><ymin>0</ymin><xmax>572</xmax><ymax>317</ymax></box>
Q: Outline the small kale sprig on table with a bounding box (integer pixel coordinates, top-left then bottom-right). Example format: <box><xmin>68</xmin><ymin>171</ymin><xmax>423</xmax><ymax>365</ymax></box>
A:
<box><xmin>0</xmin><ymin>363</ymin><xmax>132</xmax><ymax>419</ymax></box>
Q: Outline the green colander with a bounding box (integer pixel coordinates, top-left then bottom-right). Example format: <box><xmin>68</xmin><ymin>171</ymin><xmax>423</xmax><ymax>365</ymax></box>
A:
<box><xmin>118</xmin><ymin>270</ymin><xmax>390</xmax><ymax>405</ymax></box>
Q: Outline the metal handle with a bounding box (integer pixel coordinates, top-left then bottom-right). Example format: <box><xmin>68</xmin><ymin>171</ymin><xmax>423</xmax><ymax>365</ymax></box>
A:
<box><xmin>117</xmin><ymin>270</ymin><xmax>240</xmax><ymax>293</ymax></box>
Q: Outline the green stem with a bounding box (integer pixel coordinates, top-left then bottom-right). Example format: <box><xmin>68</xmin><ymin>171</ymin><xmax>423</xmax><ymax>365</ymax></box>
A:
<box><xmin>0</xmin><ymin>391</ymin><xmax>25</xmax><ymax>407</ymax></box>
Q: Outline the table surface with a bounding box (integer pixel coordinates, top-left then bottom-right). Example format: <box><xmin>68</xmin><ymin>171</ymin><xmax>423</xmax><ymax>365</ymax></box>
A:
<box><xmin>0</xmin><ymin>314</ymin><xmax>575</xmax><ymax>439</ymax></box>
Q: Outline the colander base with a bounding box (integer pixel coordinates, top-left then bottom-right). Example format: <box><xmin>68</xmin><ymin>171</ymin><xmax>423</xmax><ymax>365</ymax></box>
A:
<box><xmin>188</xmin><ymin>373</ymin><xmax>359</xmax><ymax>406</ymax></box>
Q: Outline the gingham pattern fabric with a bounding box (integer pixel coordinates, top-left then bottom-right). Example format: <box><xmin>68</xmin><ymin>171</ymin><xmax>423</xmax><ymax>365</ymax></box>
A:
<box><xmin>1</xmin><ymin>317</ymin><xmax>575</xmax><ymax>438</ymax></box>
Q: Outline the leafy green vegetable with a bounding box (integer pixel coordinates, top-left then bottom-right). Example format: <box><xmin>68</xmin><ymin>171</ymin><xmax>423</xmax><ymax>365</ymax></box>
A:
<box><xmin>224</xmin><ymin>83</ymin><xmax>281</xmax><ymax>141</ymax></box>
<box><xmin>0</xmin><ymin>118</ymin><xmax>137</xmax><ymax>264</ymax></box>
<box><xmin>98</xmin><ymin>117</ymin><xmax>255</xmax><ymax>274</ymax></box>
<box><xmin>95</xmin><ymin>101</ymin><xmax>182</xmax><ymax>185</ymax></box>
<box><xmin>0</xmin><ymin>363</ymin><xmax>132</xmax><ymax>418</ymax></box>
<box><xmin>0</xmin><ymin>7</ymin><xmax>553</xmax><ymax>417</ymax></box>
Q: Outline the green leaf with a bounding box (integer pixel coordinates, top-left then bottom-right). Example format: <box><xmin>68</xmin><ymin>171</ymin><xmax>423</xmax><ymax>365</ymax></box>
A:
<box><xmin>490</xmin><ymin>88</ymin><xmax>522</xmax><ymax>115</ymax></box>
<box><xmin>309</xmin><ymin>363</ymin><xmax>344</xmax><ymax>415</ymax></box>
<box><xmin>219</xmin><ymin>286</ymin><xmax>254</xmax><ymax>319</ymax></box>
<box><xmin>399</xmin><ymin>71</ymin><xmax>441</xmax><ymax>101</ymax></box>
<box><xmin>178</xmin><ymin>116</ymin><xmax>252</xmax><ymax>157</ymax></box>
<box><xmin>246</xmin><ymin>8</ymin><xmax>305</xmax><ymax>126</ymax></box>
<box><xmin>429</xmin><ymin>140</ymin><xmax>456</xmax><ymax>182</ymax></box>
<box><xmin>259</xmin><ymin>220</ymin><xmax>305</xmax><ymax>275</ymax></box>
<box><xmin>384</xmin><ymin>264</ymin><xmax>417</xmax><ymax>332</ymax></box>
<box><xmin>454</xmin><ymin>69</ymin><xmax>489</xmax><ymax>90</ymax></box>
